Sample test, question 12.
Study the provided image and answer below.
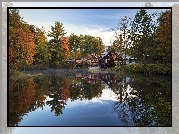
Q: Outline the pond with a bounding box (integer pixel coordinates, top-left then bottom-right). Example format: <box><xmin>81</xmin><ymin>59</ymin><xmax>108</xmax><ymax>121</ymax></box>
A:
<box><xmin>8</xmin><ymin>69</ymin><xmax>171</xmax><ymax>126</ymax></box>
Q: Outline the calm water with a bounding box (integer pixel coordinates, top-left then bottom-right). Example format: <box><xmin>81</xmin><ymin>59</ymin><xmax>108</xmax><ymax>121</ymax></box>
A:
<box><xmin>9</xmin><ymin>69</ymin><xmax>171</xmax><ymax>126</ymax></box>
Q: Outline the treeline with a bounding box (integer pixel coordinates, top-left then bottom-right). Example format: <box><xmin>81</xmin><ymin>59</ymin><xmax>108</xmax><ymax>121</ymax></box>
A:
<box><xmin>108</xmin><ymin>9</ymin><xmax>171</xmax><ymax>65</ymax></box>
<box><xmin>9</xmin><ymin>8</ymin><xmax>171</xmax><ymax>75</ymax></box>
<box><xmin>9</xmin><ymin>9</ymin><xmax>105</xmax><ymax>75</ymax></box>
<box><xmin>108</xmin><ymin>9</ymin><xmax>171</xmax><ymax>75</ymax></box>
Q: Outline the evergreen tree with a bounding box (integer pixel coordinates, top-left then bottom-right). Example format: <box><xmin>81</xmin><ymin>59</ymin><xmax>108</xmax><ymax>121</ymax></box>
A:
<box><xmin>47</xmin><ymin>21</ymin><xmax>67</xmax><ymax>67</ymax></box>
<box><xmin>130</xmin><ymin>9</ymin><xmax>157</xmax><ymax>64</ymax></box>
<box><xmin>34</xmin><ymin>27</ymin><xmax>49</xmax><ymax>67</ymax></box>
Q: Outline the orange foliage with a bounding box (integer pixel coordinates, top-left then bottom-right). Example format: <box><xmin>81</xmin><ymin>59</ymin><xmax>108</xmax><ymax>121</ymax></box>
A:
<box><xmin>17</xmin><ymin>77</ymin><xmax>36</xmax><ymax>113</ymax></box>
<box><xmin>61</xmin><ymin>78</ymin><xmax>70</xmax><ymax>100</ymax></box>
<box><xmin>61</xmin><ymin>37</ymin><xmax>69</xmax><ymax>59</ymax></box>
<box><xmin>11</xmin><ymin>26</ymin><xmax>36</xmax><ymax>66</ymax></box>
<box><xmin>9</xmin><ymin>77</ymin><xmax>36</xmax><ymax>114</ymax></box>
<box><xmin>9</xmin><ymin>47</ymin><xmax>14</xmax><ymax>61</ymax></box>
<box><xmin>9</xmin><ymin>83</ymin><xmax>14</xmax><ymax>92</ymax></box>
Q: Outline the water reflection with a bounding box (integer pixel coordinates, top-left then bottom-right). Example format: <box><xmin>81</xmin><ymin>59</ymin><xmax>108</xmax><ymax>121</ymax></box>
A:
<box><xmin>9</xmin><ymin>69</ymin><xmax>171</xmax><ymax>126</ymax></box>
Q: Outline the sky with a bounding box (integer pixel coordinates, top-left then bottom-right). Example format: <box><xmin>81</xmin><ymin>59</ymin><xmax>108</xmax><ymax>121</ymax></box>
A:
<box><xmin>16</xmin><ymin>7</ymin><xmax>170</xmax><ymax>47</ymax></box>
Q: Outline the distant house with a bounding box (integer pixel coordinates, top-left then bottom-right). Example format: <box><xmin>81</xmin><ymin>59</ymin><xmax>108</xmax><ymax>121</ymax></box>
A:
<box><xmin>83</xmin><ymin>53</ymin><xmax>99</xmax><ymax>67</ymax></box>
<box><xmin>99</xmin><ymin>51</ymin><xmax>123</xmax><ymax>68</ymax></box>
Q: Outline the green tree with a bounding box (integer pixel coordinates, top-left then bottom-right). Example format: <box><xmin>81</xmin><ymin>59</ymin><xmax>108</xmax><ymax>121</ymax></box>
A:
<box><xmin>93</xmin><ymin>37</ymin><xmax>105</xmax><ymax>54</ymax></box>
<box><xmin>130</xmin><ymin>9</ymin><xmax>157</xmax><ymax>64</ymax></box>
<box><xmin>47</xmin><ymin>21</ymin><xmax>67</xmax><ymax>67</ymax></box>
<box><xmin>81</xmin><ymin>35</ymin><xmax>91</xmax><ymax>56</ymax></box>
<box><xmin>69</xmin><ymin>33</ymin><xmax>81</xmax><ymax>60</ymax></box>
<box><xmin>108</xmin><ymin>34</ymin><xmax>123</xmax><ymax>53</ymax></box>
<box><xmin>112</xmin><ymin>16</ymin><xmax>132</xmax><ymax>64</ymax></box>
<box><xmin>34</xmin><ymin>27</ymin><xmax>49</xmax><ymax>68</ymax></box>
<box><xmin>83</xmin><ymin>35</ymin><xmax>104</xmax><ymax>56</ymax></box>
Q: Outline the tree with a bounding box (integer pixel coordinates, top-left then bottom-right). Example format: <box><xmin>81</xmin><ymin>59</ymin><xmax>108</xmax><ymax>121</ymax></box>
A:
<box><xmin>34</xmin><ymin>27</ymin><xmax>49</xmax><ymax>67</ymax></box>
<box><xmin>22</xmin><ymin>24</ymin><xmax>36</xmax><ymax>67</ymax></box>
<box><xmin>112</xmin><ymin>16</ymin><xmax>132</xmax><ymax>64</ymax></box>
<box><xmin>9</xmin><ymin>9</ymin><xmax>36</xmax><ymax>72</ymax></box>
<box><xmin>108</xmin><ymin>34</ymin><xmax>123</xmax><ymax>53</ymax></box>
<box><xmin>69</xmin><ymin>33</ymin><xmax>81</xmax><ymax>60</ymax></box>
<box><xmin>9</xmin><ymin>9</ymin><xmax>23</xmax><ymax>71</ymax></box>
<box><xmin>130</xmin><ymin>9</ymin><xmax>158</xmax><ymax>64</ymax></box>
<box><xmin>153</xmin><ymin>10</ymin><xmax>171</xmax><ymax>64</ymax></box>
<box><xmin>93</xmin><ymin>37</ymin><xmax>105</xmax><ymax>54</ymax></box>
<box><xmin>61</xmin><ymin>36</ymin><xmax>70</xmax><ymax>59</ymax></box>
<box><xmin>47</xmin><ymin>21</ymin><xmax>67</xmax><ymax>67</ymax></box>
<box><xmin>83</xmin><ymin>35</ymin><xmax>104</xmax><ymax>56</ymax></box>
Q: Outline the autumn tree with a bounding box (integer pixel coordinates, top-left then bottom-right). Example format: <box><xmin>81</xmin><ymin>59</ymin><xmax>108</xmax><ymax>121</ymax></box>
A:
<box><xmin>22</xmin><ymin>24</ymin><xmax>36</xmax><ymax>67</ymax></box>
<box><xmin>9</xmin><ymin>9</ymin><xmax>23</xmax><ymax>72</ymax></box>
<box><xmin>47</xmin><ymin>21</ymin><xmax>67</xmax><ymax>67</ymax></box>
<box><xmin>9</xmin><ymin>9</ymin><xmax>36</xmax><ymax>72</ymax></box>
<box><xmin>153</xmin><ymin>10</ymin><xmax>171</xmax><ymax>64</ymax></box>
<box><xmin>61</xmin><ymin>36</ymin><xmax>70</xmax><ymax>59</ymax></box>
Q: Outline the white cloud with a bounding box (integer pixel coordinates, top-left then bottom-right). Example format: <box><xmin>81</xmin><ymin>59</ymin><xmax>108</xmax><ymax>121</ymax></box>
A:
<box><xmin>65</xmin><ymin>87</ymin><xmax>118</xmax><ymax>109</ymax></box>
<box><xmin>71</xmin><ymin>14</ymin><xmax>125</xmax><ymax>20</ymax></box>
<box><xmin>64</xmin><ymin>23</ymin><xmax>116</xmax><ymax>46</ymax></box>
<box><xmin>27</xmin><ymin>19</ymin><xmax>117</xmax><ymax>46</ymax></box>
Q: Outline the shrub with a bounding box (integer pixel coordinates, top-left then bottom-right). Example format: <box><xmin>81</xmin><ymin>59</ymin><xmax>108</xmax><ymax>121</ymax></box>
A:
<box><xmin>118</xmin><ymin>64</ymin><xmax>171</xmax><ymax>76</ymax></box>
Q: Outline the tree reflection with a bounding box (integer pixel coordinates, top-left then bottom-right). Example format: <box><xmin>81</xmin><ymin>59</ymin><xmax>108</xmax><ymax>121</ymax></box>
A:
<box><xmin>45</xmin><ymin>75</ymin><xmax>69</xmax><ymax>116</ymax></box>
<box><xmin>69</xmin><ymin>77</ymin><xmax>103</xmax><ymax>101</ymax></box>
<box><xmin>9</xmin><ymin>77</ymin><xmax>37</xmax><ymax>126</ymax></box>
<box><xmin>9</xmin><ymin>72</ymin><xmax>171</xmax><ymax>126</ymax></box>
<box><xmin>9</xmin><ymin>72</ymin><xmax>103</xmax><ymax>126</ymax></box>
<box><xmin>111</xmin><ymin>74</ymin><xmax>171</xmax><ymax>126</ymax></box>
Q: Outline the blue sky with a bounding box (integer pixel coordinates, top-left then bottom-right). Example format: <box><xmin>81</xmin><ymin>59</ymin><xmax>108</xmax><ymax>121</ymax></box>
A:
<box><xmin>17</xmin><ymin>8</ymin><xmax>170</xmax><ymax>46</ymax></box>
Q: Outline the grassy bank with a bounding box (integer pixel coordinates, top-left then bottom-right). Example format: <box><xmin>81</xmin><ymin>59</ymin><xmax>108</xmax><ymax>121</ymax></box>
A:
<box><xmin>112</xmin><ymin>64</ymin><xmax>171</xmax><ymax>76</ymax></box>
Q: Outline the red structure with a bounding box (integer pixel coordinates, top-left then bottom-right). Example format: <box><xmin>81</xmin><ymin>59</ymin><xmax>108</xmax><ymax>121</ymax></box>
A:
<box><xmin>99</xmin><ymin>51</ymin><xmax>121</xmax><ymax>69</ymax></box>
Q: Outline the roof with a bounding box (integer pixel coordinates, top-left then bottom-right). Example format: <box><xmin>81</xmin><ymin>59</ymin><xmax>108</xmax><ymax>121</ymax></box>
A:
<box><xmin>100</xmin><ymin>51</ymin><xmax>109</xmax><ymax>59</ymax></box>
